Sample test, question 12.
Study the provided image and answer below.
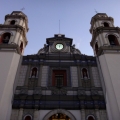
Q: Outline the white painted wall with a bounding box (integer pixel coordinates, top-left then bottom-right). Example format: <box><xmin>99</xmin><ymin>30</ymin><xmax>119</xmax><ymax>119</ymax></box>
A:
<box><xmin>99</xmin><ymin>53</ymin><xmax>120</xmax><ymax>120</ymax></box>
<box><xmin>68</xmin><ymin>110</ymin><xmax>81</xmax><ymax>120</ymax></box>
<box><xmin>10</xmin><ymin>109</ymin><xmax>19</xmax><ymax>120</ymax></box>
<box><xmin>39</xmin><ymin>110</ymin><xmax>51</xmax><ymax>120</ymax></box>
<box><xmin>0</xmin><ymin>52</ymin><xmax>20</xmax><ymax>120</ymax></box>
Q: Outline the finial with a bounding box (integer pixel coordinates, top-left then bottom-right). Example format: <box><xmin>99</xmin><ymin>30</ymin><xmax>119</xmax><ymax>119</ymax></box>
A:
<box><xmin>94</xmin><ymin>9</ymin><xmax>98</xmax><ymax>14</ymax></box>
<box><xmin>21</xmin><ymin>7</ymin><xmax>25</xmax><ymax>11</ymax></box>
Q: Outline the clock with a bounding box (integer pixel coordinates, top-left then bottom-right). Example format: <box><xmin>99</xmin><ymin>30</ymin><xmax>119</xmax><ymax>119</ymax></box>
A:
<box><xmin>56</xmin><ymin>43</ymin><xmax>64</xmax><ymax>50</ymax></box>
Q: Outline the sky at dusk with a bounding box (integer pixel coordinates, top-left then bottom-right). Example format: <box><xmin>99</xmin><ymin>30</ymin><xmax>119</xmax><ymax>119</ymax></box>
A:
<box><xmin>1</xmin><ymin>0</ymin><xmax>120</xmax><ymax>56</ymax></box>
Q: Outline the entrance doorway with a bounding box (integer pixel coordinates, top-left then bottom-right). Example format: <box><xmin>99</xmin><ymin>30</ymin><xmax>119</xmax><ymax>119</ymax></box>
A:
<box><xmin>48</xmin><ymin>113</ymin><xmax>70</xmax><ymax>120</ymax></box>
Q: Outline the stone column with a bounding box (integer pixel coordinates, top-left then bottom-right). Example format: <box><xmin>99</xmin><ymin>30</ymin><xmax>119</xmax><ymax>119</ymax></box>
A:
<box><xmin>18</xmin><ymin>108</ymin><xmax>23</xmax><ymax>120</ymax></box>
<box><xmin>38</xmin><ymin>64</ymin><xmax>43</xmax><ymax>86</ymax></box>
<box><xmin>34</xmin><ymin>109</ymin><xmax>39</xmax><ymax>120</ymax></box>
<box><xmin>81</xmin><ymin>109</ymin><xmax>85</xmax><ymax>120</ymax></box>
<box><xmin>95</xmin><ymin>109</ymin><xmax>100</xmax><ymax>120</ymax></box>
<box><xmin>88</xmin><ymin>66</ymin><xmax>94</xmax><ymax>87</ymax></box>
<box><xmin>24</xmin><ymin>64</ymin><xmax>31</xmax><ymax>86</ymax></box>
<box><xmin>77</xmin><ymin>66</ymin><xmax>82</xmax><ymax>87</ymax></box>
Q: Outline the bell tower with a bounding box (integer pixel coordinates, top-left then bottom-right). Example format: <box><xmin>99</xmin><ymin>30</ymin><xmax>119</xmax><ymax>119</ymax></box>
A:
<box><xmin>90</xmin><ymin>13</ymin><xmax>120</xmax><ymax>120</ymax></box>
<box><xmin>0</xmin><ymin>11</ymin><xmax>28</xmax><ymax>120</ymax></box>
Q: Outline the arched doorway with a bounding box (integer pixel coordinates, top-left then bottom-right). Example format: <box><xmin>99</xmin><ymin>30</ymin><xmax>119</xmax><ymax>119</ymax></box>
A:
<box><xmin>49</xmin><ymin>113</ymin><xmax>70</xmax><ymax>120</ymax></box>
<box><xmin>24</xmin><ymin>115</ymin><xmax>32</xmax><ymax>120</ymax></box>
<box><xmin>86</xmin><ymin>115</ymin><xmax>95</xmax><ymax>120</ymax></box>
<box><xmin>43</xmin><ymin>109</ymin><xmax>76</xmax><ymax>120</ymax></box>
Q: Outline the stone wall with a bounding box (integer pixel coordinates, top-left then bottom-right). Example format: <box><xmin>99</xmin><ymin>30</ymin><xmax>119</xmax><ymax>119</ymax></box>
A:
<box><xmin>91</xmin><ymin>67</ymin><xmax>101</xmax><ymax>87</ymax></box>
<box><xmin>10</xmin><ymin>109</ymin><xmax>19</xmax><ymax>120</ymax></box>
<box><xmin>41</xmin><ymin>66</ymin><xmax>49</xmax><ymax>87</ymax></box>
<box><xmin>17</xmin><ymin>65</ymin><xmax>28</xmax><ymax>86</ymax></box>
<box><xmin>70</xmin><ymin>66</ymin><xmax>78</xmax><ymax>87</ymax></box>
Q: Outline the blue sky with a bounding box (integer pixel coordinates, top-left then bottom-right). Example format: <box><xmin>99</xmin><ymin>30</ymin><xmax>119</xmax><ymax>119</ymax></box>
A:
<box><xmin>1</xmin><ymin>0</ymin><xmax>120</xmax><ymax>55</ymax></box>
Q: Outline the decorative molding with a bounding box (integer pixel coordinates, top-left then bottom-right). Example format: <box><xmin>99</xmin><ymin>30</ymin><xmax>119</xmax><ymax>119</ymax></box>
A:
<box><xmin>43</xmin><ymin>109</ymin><xmax>76</xmax><ymax>120</ymax></box>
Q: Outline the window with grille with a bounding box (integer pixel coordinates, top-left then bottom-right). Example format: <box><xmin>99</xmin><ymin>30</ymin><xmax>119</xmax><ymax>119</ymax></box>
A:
<box><xmin>55</xmin><ymin>75</ymin><xmax>64</xmax><ymax>87</ymax></box>
<box><xmin>52</xmin><ymin>70</ymin><xmax>67</xmax><ymax>87</ymax></box>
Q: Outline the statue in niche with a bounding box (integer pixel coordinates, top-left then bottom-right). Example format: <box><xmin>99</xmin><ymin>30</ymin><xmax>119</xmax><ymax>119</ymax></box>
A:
<box><xmin>83</xmin><ymin>72</ymin><xmax>88</xmax><ymax>79</ymax></box>
<box><xmin>110</xmin><ymin>40</ymin><xmax>115</xmax><ymax>45</ymax></box>
<box><xmin>3</xmin><ymin>36</ymin><xmax>9</xmax><ymax>43</ymax></box>
<box><xmin>31</xmin><ymin>71</ymin><xmax>37</xmax><ymax>78</ymax></box>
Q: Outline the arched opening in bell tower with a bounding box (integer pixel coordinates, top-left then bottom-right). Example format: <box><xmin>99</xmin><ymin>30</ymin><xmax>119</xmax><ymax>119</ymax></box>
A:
<box><xmin>0</xmin><ymin>32</ymin><xmax>11</xmax><ymax>44</ymax></box>
<box><xmin>10</xmin><ymin>20</ymin><xmax>15</xmax><ymax>25</ymax></box>
<box><xmin>95</xmin><ymin>42</ymin><xmax>98</xmax><ymax>55</ymax></box>
<box><xmin>108</xmin><ymin>35</ymin><xmax>119</xmax><ymax>46</ymax></box>
<box><xmin>20</xmin><ymin>42</ymin><xmax>23</xmax><ymax>53</ymax></box>
<box><xmin>103</xmin><ymin>22</ymin><xmax>109</xmax><ymax>27</ymax></box>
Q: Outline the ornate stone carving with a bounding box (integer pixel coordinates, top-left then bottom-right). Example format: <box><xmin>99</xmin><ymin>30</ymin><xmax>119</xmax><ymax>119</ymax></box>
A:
<box><xmin>71</xmin><ymin>45</ymin><xmax>81</xmax><ymax>54</ymax></box>
<box><xmin>78</xmin><ymin>89</ymin><xmax>86</xmax><ymax>100</ymax></box>
<box><xmin>82</xmin><ymin>80</ymin><xmax>91</xmax><ymax>87</ymax></box>
<box><xmin>28</xmin><ymin>79</ymin><xmax>37</xmax><ymax>87</ymax></box>
<box><xmin>91</xmin><ymin>90</ymin><xmax>98</xmax><ymax>95</ymax></box>
<box><xmin>78</xmin><ymin>89</ymin><xmax>85</xmax><ymax>96</ymax></box>
<box><xmin>34</xmin><ymin>87</ymin><xmax>42</xmax><ymax>95</ymax></box>
<box><xmin>37</xmin><ymin>45</ymin><xmax>49</xmax><ymax>54</ymax></box>
<box><xmin>52</xmin><ymin>88</ymin><xmax>67</xmax><ymax>95</ymax></box>
<box><xmin>22</xmin><ymin>109</ymin><xmax>34</xmax><ymax>119</ymax></box>
<box><xmin>20</xmin><ymin>88</ymin><xmax>28</xmax><ymax>94</ymax></box>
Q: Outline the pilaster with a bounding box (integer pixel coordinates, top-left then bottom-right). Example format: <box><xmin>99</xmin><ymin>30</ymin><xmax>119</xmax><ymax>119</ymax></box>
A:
<box><xmin>81</xmin><ymin>109</ymin><xmax>85</xmax><ymax>120</ymax></box>
<box><xmin>77</xmin><ymin>65</ymin><xmax>82</xmax><ymax>87</ymax></box>
<box><xmin>95</xmin><ymin>109</ymin><xmax>100</xmax><ymax>120</ymax></box>
<box><xmin>34</xmin><ymin>109</ymin><xmax>39</xmax><ymax>120</ymax></box>
<box><xmin>38</xmin><ymin>64</ymin><xmax>43</xmax><ymax>86</ymax></box>
<box><xmin>88</xmin><ymin>66</ymin><xmax>94</xmax><ymax>87</ymax></box>
<box><xmin>18</xmin><ymin>108</ymin><xmax>23</xmax><ymax>120</ymax></box>
<box><xmin>24</xmin><ymin>64</ymin><xmax>31</xmax><ymax>86</ymax></box>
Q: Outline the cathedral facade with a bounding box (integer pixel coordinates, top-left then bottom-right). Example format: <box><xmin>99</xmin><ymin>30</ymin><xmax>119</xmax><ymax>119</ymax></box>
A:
<box><xmin>0</xmin><ymin>11</ymin><xmax>120</xmax><ymax>120</ymax></box>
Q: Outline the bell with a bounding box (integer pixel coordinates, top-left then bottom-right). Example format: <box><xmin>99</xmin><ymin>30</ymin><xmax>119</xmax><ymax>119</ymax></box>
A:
<box><xmin>110</xmin><ymin>40</ymin><xmax>115</xmax><ymax>45</ymax></box>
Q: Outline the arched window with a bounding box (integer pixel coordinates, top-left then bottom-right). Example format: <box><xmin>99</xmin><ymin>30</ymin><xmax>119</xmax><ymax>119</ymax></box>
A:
<box><xmin>82</xmin><ymin>68</ymin><xmax>88</xmax><ymax>79</ymax></box>
<box><xmin>24</xmin><ymin>115</ymin><xmax>32</xmax><ymax>120</ymax></box>
<box><xmin>108</xmin><ymin>35</ymin><xmax>119</xmax><ymax>46</ymax></box>
<box><xmin>0</xmin><ymin>33</ymin><xmax>11</xmax><ymax>44</ymax></box>
<box><xmin>31</xmin><ymin>67</ymin><xmax>37</xmax><ymax>78</ymax></box>
<box><xmin>20</xmin><ymin>42</ymin><xmax>23</xmax><ymax>53</ymax></box>
<box><xmin>95</xmin><ymin>42</ymin><xmax>98</xmax><ymax>55</ymax></box>
<box><xmin>104</xmin><ymin>22</ymin><xmax>109</xmax><ymax>27</ymax></box>
<box><xmin>88</xmin><ymin>116</ymin><xmax>95</xmax><ymax>120</ymax></box>
<box><xmin>10</xmin><ymin>20</ymin><xmax>15</xmax><ymax>25</ymax></box>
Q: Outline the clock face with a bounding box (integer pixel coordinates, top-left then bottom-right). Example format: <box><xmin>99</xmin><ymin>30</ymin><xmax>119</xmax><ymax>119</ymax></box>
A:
<box><xmin>56</xmin><ymin>43</ymin><xmax>64</xmax><ymax>50</ymax></box>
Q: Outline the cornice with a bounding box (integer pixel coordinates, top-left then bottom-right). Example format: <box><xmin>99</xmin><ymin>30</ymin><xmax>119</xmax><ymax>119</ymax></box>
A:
<box><xmin>0</xmin><ymin>24</ymin><xmax>25</xmax><ymax>33</ymax></box>
<box><xmin>91</xmin><ymin>16</ymin><xmax>114</xmax><ymax>25</ymax></box>
<box><xmin>0</xmin><ymin>24</ymin><xmax>28</xmax><ymax>44</ymax></box>
<box><xmin>5</xmin><ymin>15</ymin><xmax>29</xmax><ymax>32</ymax></box>
<box><xmin>90</xmin><ymin>17</ymin><xmax>114</xmax><ymax>32</ymax></box>
<box><xmin>97</xmin><ymin>46</ymin><xmax>120</xmax><ymax>56</ymax></box>
<box><xmin>0</xmin><ymin>44</ymin><xmax>21</xmax><ymax>55</ymax></box>
<box><xmin>5</xmin><ymin>15</ymin><xmax>27</xmax><ymax>21</ymax></box>
<box><xmin>90</xmin><ymin>27</ymin><xmax>120</xmax><ymax>47</ymax></box>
